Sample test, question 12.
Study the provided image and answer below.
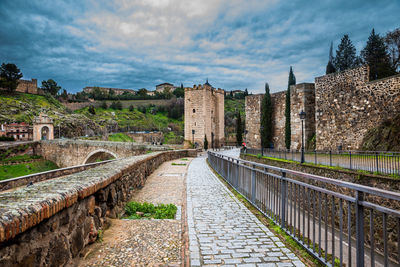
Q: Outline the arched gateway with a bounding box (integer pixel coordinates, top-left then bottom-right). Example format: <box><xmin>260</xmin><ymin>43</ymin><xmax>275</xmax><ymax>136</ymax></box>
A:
<box><xmin>33</xmin><ymin>113</ymin><xmax>54</xmax><ymax>141</ymax></box>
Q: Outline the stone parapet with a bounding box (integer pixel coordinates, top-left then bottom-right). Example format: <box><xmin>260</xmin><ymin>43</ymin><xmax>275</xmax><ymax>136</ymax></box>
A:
<box><xmin>0</xmin><ymin>149</ymin><xmax>194</xmax><ymax>266</ymax></box>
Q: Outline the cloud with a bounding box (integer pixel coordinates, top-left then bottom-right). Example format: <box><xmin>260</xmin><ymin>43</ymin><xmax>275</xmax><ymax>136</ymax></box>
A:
<box><xmin>0</xmin><ymin>0</ymin><xmax>399</xmax><ymax>93</ymax></box>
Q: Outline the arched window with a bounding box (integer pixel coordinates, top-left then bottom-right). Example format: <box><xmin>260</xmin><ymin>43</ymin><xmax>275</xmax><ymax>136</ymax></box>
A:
<box><xmin>193</xmin><ymin>109</ymin><xmax>196</xmax><ymax>113</ymax></box>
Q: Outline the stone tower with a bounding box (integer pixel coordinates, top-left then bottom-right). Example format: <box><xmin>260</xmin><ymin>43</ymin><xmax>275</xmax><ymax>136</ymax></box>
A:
<box><xmin>184</xmin><ymin>80</ymin><xmax>224</xmax><ymax>149</ymax></box>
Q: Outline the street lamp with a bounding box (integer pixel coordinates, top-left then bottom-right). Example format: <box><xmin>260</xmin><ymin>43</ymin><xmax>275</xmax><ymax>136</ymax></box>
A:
<box><xmin>260</xmin><ymin>125</ymin><xmax>264</xmax><ymax>156</ymax></box>
<box><xmin>192</xmin><ymin>129</ymin><xmax>195</xmax><ymax>147</ymax></box>
<box><xmin>299</xmin><ymin>110</ymin><xmax>306</xmax><ymax>163</ymax></box>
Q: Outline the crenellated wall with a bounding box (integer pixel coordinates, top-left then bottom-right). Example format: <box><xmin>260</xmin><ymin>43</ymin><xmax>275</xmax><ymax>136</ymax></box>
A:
<box><xmin>315</xmin><ymin>65</ymin><xmax>400</xmax><ymax>150</ymax></box>
<box><xmin>0</xmin><ymin>149</ymin><xmax>195</xmax><ymax>266</ymax></box>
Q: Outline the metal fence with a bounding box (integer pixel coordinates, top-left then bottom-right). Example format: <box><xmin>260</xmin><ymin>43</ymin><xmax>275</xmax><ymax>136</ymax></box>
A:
<box><xmin>244</xmin><ymin>148</ymin><xmax>400</xmax><ymax>176</ymax></box>
<box><xmin>208</xmin><ymin>151</ymin><xmax>400</xmax><ymax>267</ymax></box>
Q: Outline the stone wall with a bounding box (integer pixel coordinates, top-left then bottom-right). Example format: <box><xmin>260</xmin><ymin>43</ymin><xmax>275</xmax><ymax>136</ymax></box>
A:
<box><xmin>245</xmin><ymin>83</ymin><xmax>315</xmax><ymax>150</ymax></box>
<box><xmin>0</xmin><ymin>159</ymin><xmax>115</xmax><ymax>192</ymax></box>
<box><xmin>126</xmin><ymin>131</ymin><xmax>163</xmax><ymax>144</ymax></box>
<box><xmin>16</xmin><ymin>79</ymin><xmax>39</xmax><ymax>94</ymax></box>
<box><xmin>315</xmin><ymin>65</ymin><xmax>400</xmax><ymax>150</ymax></box>
<box><xmin>184</xmin><ymin>84</ymin><xmax>224</xmax><ymax>148</ymax></box>
<box><xmin>0</xmin><ymin>149</ymin><xmax>194</xmax><ymax>266</ymax></box>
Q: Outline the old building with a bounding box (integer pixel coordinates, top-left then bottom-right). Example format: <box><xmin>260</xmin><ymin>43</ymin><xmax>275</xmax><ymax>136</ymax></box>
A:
<box><xmin>155</xmin><ymin>83</ymin><xmax>175</xmax><ymax>93</ymax></box>
<box><xmin>0</xmin><ymin>78</ymin><xmax>40</xmax><ymax>94</ymax></box>
<box><xmin>184</xmin><ymin>80</ymin><xmax>224</xmax><ymax>148</ymax></box>
<box><xmin>83</xmin><ymin>86</ymin><xmax>136</xmax><ymax>96</ymax></box>
<box><xmin>0</xmin><ymin>122</ymin><xmax>33</xmax><ymax>140</ymax></box>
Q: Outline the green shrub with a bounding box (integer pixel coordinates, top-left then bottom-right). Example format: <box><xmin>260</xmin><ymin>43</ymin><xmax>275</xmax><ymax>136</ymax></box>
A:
<box><xmin>124</xmin><ymin>201</ymin><xmax>177</xmax><ymax>219</ymax></box>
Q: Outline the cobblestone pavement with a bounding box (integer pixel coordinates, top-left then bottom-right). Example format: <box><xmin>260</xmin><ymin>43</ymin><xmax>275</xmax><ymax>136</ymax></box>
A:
<box><xmin>78</xmin><ymin>219</ymin><xmax>182</xmax><ymax>267</ymax></box>
<box><xmin>131</xmin><ymin>158</ymin><xmax>192</xmax><ymax>205</ymax></box>
<box><xmin>78</xmin><ymin>157</ymin><xmax>192</xmax><ymax>267</ymax></box>
<box><xmin>187</xmin><ymin>155</ymin><xmax>305</xmax><ymax>267</ymax></box>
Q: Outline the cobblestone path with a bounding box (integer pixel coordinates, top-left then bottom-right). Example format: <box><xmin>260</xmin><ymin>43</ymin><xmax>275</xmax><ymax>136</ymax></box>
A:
<box><xmin>187</xmin><ymin>155</ymin><xmax>305</xmax><ymax>267</ymax></box>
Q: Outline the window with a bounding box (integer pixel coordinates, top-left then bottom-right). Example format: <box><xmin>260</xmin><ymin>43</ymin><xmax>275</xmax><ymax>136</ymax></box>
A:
<box><xmin>193</xmin><ymin>109</ymin><xmax>196</xmax><ymax>113</ymax></box>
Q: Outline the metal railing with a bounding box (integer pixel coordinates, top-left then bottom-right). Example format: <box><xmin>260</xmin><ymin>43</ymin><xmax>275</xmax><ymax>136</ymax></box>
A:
<box><xmin>208</xmin><ymin>151</ymin><xmax>400</xmax><ymax>267</ymax></box>
<box><xmin>244</xmin><ymin>148</ymin><xmax>400</xmax><ymax>176</ymax></box>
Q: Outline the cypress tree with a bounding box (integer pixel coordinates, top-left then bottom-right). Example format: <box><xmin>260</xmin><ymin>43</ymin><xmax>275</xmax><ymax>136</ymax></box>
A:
<box><xmin>236</xmin><ymin>111</ymin><xmax>243</xmax><ymax>146</ymax></box>
<box><xmin>204</xmin><ymin>135</ymin><xmax>208</xmax><ymax>150</ymax></box>
<box><xmin>361</xmin><ymin>28</ymin><xmax>396</xmax><ymax>80</ymax></box>
<box><xmin>334</xmin><ymin>34</ymin><xmax>358</xmax><ymax>72</ymax></box>
<box><xmin>260</xmin><ymin>83</ymin><xmax>273</xmax><ymax>149</ymax></box>
<box><xmin>285</xmin><ymin>67</ymin><xmax>295</xmax><ymax>150</ymax></box>
<box><xmin>326</xmin><ymin>41</ymin><xmax>336</xmax><ymax>74</ymax></box>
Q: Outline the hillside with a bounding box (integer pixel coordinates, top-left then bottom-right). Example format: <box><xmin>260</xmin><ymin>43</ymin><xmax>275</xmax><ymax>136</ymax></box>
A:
<box><xmin>0</xmin><ymin>92</ymin><xmax>245</xmax><ymax>143</ymax></box>
<box><xmin>361</xmin><ymin>114</ymin><xmax>400</xmax><ymax>151</ymax></box>
<box><xmin>75</xmin><ymin>106</ymin><xmax>183</xmax><ymax>135</ymax></box>
<box><xmin>0</xmin><ymin>92</ymin><xmax>102</xmax><ymax>137</ymax></box>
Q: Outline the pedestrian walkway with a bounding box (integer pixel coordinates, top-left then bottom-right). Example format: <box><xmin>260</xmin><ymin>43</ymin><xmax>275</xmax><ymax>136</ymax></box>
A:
<box><xmin>187</xmin><ymin>155</ymin><xmax>305</xmax><ymax>266</ymax></box>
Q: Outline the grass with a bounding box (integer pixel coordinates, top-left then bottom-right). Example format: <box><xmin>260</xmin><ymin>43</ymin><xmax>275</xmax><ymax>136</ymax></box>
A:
<box><xmin>124</xmin><ymin>201</ymin><xmax>177</xmax><ymax>219</ymax></box>
<box><xmin>247</xmin><ymin>153</ymin><xmax>400</xmax><ymax>179</ymax></box>
<box><xmin>0</xmin><ymin>154</ymin><xmax>41</xmax><ymax>163</ymax></box>
<box><xmin>171</xmin><ymin>162</ymin><xmax>186</xmax><ymax>166</ymax></box>
<box><xmin>0</xmin><ymin>160</ymin><xmax>59</xmax><ymax>180</ymax></box>
<box><xmin>180</xmin><ymin>158</ymin><xmax>188</xmax><ymax>161</ymax></box>
<box><xmin>206</xmin><ymin>159</ymin><xmax>338</xmax><ymax>267</ymax></box>
<box><xmin>108</xmin><ymin>133</ymin><xmax>134</xmax><ymax>142</ymax></box>
<box><xmin>75</xmin><ymin>106</ymin><xmax>183</xmax><ymax>133</ymax></box>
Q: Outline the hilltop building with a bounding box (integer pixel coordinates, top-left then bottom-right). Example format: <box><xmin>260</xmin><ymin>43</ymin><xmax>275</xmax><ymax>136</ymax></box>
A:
<box><xmin>155</xmin><ymin>83</ymin><xmax>176</xmax><ymax>93</ymax></box>
<box><xmin>83</xmin><ymin>86</ymin><xmax>136</xmax><ymax>96</ymax></box>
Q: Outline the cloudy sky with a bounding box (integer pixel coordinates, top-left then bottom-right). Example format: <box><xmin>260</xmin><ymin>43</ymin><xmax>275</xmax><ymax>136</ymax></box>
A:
<box><xmin>0</xmin><ymin>0</ymin><xmax>399</xmax><ymax>93</ymax></box>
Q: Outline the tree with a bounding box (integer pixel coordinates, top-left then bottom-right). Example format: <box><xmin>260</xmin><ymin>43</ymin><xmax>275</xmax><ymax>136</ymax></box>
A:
<box><xmin>108</xmin><ymin>88</ymin><xmax>115</xmax><ymax>99</ymax></box>
<box><xmin>88</xmin><ymin>105</ymin><xmax>96</xmax><ymax>115</ymax></box>
<box><xmin>236</xmin><ymin>111</ymin><xmax>243</xmax><ymax>146</ymax></box>
<box><xmin>334</xmin><ymin>34</ymin><xmax>358</xmax><ymax>72</ymax></box>
<box><xmin>41</xmin><ymin>79</ymin><xmax>61</xmax><ymax>96</ymax></box>
<box><xmin>261</xmin><ymin>83</ymin><xmax>273</xmax><ymax>149</ymax></box>
<box><xmin>326</xmin><ymin>41</ymin><xmax>336</xmax><ymax>74</ymax></box>
<box><xmin>101</xmin><ymin>101</ymin><xmax>108</xmax><ymax>109</ymax></box>
<box><xmin>285</xmin><ymin>66</ymin><xmax>296</xmax><ymax>150</ymax></box>
<box><xmin>385</xmin><ymin>28</ymin><xmax>400</xmax><ymax>72</ymax></box>
<box><xmin>361</xmin><ymin>29</ymin><xmax>396</xmax><ymax>80</ymax></box>
<box><xmin>204</xmin><ymin>135</ymin><xmax>208</xmax><ymax>150</ymax></box>
<box><xmin>0</xmin><ymin>63</ymin><xmax>23</xmax><ymax>92</ymax></box>
<box><xmin>230</xmin><ymin>91</ymin><xmax>233</xmax><ymax>97</ymax></box>
<box><xmin>61</xmin><ymin>89</ymin><xmax>68</xmax><ymax>99</ymax></box>
<box><xmin>137</xmin><ymin>88</ymin><xmax>147</xmax><ymax>97</ymax></box>
<box><xmin>244</xmin><ymin>88</ymin><xmax>249</xmax><ymax>96</ymax></box>
<box><xmin>129</xmin><ymin>104</ymin><xmax>134</xmax><ymax>112</ymax></box>
<box><xmin>173</xmin><ymin>83</ymin><xmax>184</xmax><ymax>98</ymax></box>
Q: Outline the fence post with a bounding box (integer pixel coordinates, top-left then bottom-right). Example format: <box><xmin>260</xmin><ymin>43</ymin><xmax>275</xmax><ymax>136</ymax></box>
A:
<box><xmin>314</xmin><ymin>150</ymin><xmax>317</xmax><ymax>165</ymax></box>
<box><xmin>355</xmin><ymin>191</ymin><xmax>365</xmax><ymax>267</ymax></box>
<box><xmin>236</xmin><ymin>159</ymin><xmax>240</xmax><ymax>188</ymax></box>
<box><xmin>375</xmin><ymin>152</ymin><xmax>379</xmax><ymax>173</ymax></box>
<box><xmin>329</xmin><ymin>150</ymin><xmax>332</xmax><ymax>167</ymax></box>
<box><xmin>281</xmin><ymin>171</ymin><xmax>287</xmax><ymax>229</ymax></box>
<box><xmin>349</xmin><ymin>151</ymin><xmax>352</xmax><ymax>170</ymax></box>
<box><xmin>251</xmin><ymin>165</ymin><xmax>256</xmax><ymax>204</ymax></box>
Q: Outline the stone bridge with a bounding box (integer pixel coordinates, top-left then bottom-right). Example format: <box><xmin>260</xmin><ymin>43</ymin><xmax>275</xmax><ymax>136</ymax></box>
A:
<box><xmin>39</xmin><ymin>139</ymin><xmax>170</xmax><ymax>168</ymax></box>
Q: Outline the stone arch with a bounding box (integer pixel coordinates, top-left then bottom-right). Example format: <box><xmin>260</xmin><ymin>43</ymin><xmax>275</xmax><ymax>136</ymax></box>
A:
<box><xmin>41</xmin><ymin>126</ymin><xmax>50</xmax><ymax>140</ymax></box>
<box><xmin>83</xmin><ymin>149</ymin><xmax>118</xmax><ymax>164</ymax></box>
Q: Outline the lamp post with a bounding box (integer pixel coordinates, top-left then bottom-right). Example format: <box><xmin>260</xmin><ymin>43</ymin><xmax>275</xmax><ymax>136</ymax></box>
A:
<box><xmin>299</xmin><ymin>110</ymin><xmax>306</xmax><ymax>163</ymax></box>
<box><xmin>260</xmin><ymin>125</ymin><xmax>264</xmax><ymax>156</ymax></box>
<box><xmin>192</xmin><ymin>129</ymin><xmax>195</xmax><ymax>147</ymax></box>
